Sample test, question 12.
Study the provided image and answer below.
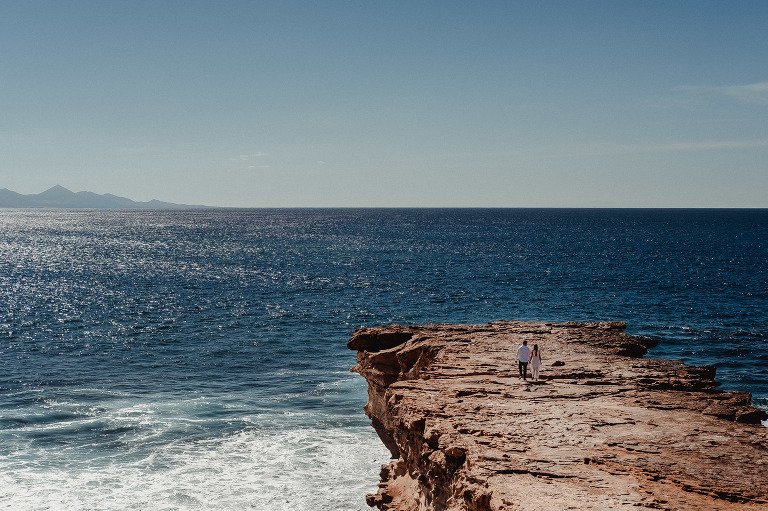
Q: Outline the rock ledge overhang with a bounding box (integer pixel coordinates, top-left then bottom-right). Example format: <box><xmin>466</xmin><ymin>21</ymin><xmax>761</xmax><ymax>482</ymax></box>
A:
<box><xmin>349</xmin><ymin>321</ymin><xmax>768</xmax><ymax>511</ymax></box>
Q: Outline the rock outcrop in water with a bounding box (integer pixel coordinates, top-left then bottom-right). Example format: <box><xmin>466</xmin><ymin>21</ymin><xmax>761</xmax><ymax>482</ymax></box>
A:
<box><xmin>348</xmin><ymin>321</ymin><xmax>768</xmax><ymax>510</ymax></box>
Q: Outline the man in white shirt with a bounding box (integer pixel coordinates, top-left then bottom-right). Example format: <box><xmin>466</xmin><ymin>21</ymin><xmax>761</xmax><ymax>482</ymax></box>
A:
<box><xmin>515</xmin><ymin>340</ymin><xmax>531</xmax><ymax>381</ymax></box>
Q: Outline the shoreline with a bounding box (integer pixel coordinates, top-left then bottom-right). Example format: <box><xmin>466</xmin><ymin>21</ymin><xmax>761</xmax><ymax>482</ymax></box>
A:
<box><xmin>348</xmin><ymin>321</ymin><xmax>768</xmax><ymax>510</ymax></box>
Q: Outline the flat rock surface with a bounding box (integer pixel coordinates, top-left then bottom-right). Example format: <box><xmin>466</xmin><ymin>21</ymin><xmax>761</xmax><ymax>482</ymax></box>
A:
<box><xmin>349</xmin><ymin>321</ymin><xmax>768</xmax><ymax>510</ymax></box>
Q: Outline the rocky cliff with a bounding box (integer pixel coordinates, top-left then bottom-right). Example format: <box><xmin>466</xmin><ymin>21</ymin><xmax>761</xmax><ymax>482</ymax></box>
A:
<box><xmin>348</xmin><ymin>321</ymin><xmax>768</xmax><ymax>510</ymax></box>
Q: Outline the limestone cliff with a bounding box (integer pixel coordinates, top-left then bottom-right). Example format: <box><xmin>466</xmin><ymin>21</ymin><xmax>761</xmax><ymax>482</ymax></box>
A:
<box><xmin>349</xmin><ymin>321</ymin><xmax>768</xmax><ymax>510</ymax></box>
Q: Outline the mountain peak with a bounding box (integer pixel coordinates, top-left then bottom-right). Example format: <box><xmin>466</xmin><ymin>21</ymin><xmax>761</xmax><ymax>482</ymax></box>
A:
<box><xmin>45</xmin><ymin>185</ymin><xmax>72</xmax><ymax>193</ymax></box>
<box><xmin>37</xmin><ymin>185</ymin><xmax>75</xmax><ymax>198</ymax></box>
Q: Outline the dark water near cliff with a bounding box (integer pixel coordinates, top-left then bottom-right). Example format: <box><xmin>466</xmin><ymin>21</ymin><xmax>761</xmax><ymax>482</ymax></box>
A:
<box><xmin>1</xmin><ymin>208</ymin><xmax>766</xmax><ymax>510</ymax></box>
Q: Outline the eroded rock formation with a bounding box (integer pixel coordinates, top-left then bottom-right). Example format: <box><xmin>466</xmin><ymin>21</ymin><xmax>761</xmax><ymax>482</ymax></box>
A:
<box><xmin>349</xmin><ymin>321</ymin><xmax>768</xmax><ymax>510</ymax></box>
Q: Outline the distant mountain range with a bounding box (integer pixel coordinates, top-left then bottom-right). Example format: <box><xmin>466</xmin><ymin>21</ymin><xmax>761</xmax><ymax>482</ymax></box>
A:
<box><xmin>0</xmin><ymin>185</ymin><xmax>209</xmax><ymax>209</ymax></box>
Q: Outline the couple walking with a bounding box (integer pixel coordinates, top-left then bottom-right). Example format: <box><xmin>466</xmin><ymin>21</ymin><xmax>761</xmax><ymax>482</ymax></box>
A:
<box><xmin>515</xmin><ymin>340</ymin><xmax>542</xmax><ymax>381</ymax></box>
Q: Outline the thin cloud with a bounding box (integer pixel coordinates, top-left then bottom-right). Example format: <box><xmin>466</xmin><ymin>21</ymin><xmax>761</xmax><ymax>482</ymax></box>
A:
<box><xmin>679</xmin><ymin>81</ymin><xmax>768</xmax><ymax>106</ymax></box>
<box><xmin>622</xmin><ymin>139</ymin><xmax>768</xmax><ymax>156</ymax></box>
<box><xmin>598</xmin><ymin>139</ymin><xmax>768</xmax><ymax>156</ymax></box>
<box><xmin>228</xmin><ymin>152</ymin><xmax>267</xmax><ymax>161</ymax></box>
<box><xmin>532</xmin><ymin>139</ymin><xmax>768</xmax><ymax>159</ymax></box>
<box><xmin>227</xmin><ymin>152</ymin><xmax>271</xmax><ymax>170</ymax></box>
<box><xmin>645</xmin><ymin>140</ymin><xmax>767</xmax><ymax>156</ymax></box>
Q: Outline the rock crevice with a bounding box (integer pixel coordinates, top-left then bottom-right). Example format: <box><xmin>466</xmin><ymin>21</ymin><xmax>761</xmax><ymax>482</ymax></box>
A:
<box><xmin>349</xmin><ymin>321</ymin><xmax>768</xmax><ymax>510</ymax></box>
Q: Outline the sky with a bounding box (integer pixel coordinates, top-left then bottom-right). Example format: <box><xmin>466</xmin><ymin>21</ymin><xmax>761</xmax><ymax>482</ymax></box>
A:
<box><xmin>2</xmin><ymin>1</ymin><xmax>767</xmax><ymax>208</ymax></box>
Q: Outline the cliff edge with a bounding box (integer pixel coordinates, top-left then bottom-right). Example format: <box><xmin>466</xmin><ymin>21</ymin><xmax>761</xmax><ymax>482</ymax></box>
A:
<box><xmin>348</xmin><ymin>321</ymin><xmax>768</xmax><ymax>510</ymax></box>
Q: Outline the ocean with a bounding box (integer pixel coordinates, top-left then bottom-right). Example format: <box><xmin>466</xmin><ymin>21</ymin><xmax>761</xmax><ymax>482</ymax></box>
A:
<box><xmin>1</xmin><ymin>208</ymin><xmax>766</xmax><ymax>510</ymax></box>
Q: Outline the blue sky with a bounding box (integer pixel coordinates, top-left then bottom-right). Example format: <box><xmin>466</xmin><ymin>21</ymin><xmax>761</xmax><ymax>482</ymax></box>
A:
<box><xmin>2</xmin><ymin>1</ymin><xmax>767</xmax><ymax>207</ymax></box>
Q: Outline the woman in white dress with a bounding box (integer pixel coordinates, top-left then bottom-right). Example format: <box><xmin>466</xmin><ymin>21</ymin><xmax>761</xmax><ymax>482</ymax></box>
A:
<box><xmin>529</xmin><ymin>344</ymin><xmax>542</xmax><ymax>381</ymax></box>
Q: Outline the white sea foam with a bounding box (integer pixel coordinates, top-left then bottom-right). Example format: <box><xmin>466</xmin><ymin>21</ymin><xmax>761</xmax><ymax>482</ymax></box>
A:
<box><xmin>2</xmin><ymin>386</ymin><xmax>390</xmax><ymax>511</ymax></box>
<box><xmin>1</xmin><ymin>420</ymin><xmax>390</xmax><ymax>510</ymax></box>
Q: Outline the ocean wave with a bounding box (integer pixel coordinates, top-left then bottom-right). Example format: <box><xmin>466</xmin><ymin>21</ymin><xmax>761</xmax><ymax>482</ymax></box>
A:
<box><xmin>1</xmin><ymin>419</ymin><xmax>389</xmax><ymax>510</ymax></box>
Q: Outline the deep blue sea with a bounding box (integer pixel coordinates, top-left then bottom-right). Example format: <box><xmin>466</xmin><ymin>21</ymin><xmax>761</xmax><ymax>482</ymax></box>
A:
<box><xmin>1</xmin><ymin>208</ymin><xmax>766</xmax><ymax>510</ymax></box>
